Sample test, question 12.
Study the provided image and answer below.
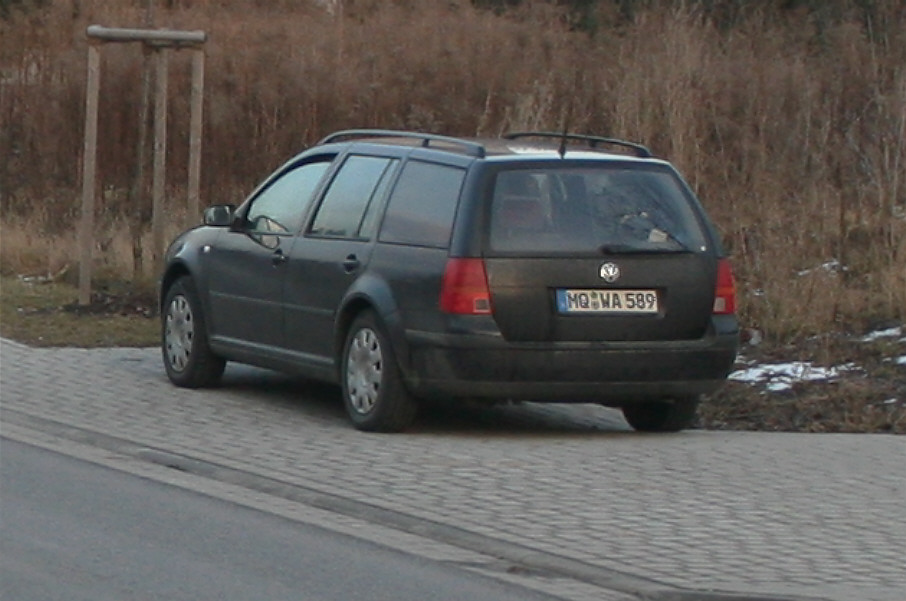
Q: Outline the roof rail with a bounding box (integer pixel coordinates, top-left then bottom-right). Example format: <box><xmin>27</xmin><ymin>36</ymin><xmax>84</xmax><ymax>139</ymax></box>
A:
<box><xmin>318</xmin><ymin>129</ymin><xmax>486</xmax><ymax>158</ymax></box>
<box><xmin>503</xmin><ymin>132</ymin><xmax>652</xmax><ymax>158</ymax></box>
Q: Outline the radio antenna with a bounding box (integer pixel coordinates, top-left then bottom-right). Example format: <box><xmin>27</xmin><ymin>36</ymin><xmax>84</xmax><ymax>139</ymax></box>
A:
<box><xmin>558</xmin><ymin>70</ymin><xmax>580</xmax><ymax>158</ymax></box>
<box><xmin>558</xmin><ymin>105</ymin><xmax>572</xmax><ymax>158</ymax></box>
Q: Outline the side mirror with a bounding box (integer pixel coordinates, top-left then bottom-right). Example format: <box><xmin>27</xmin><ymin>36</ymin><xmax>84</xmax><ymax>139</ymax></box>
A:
<box><xmin>202</xmin><ymin>204</ymin><xmax>235</xmax><ymax>227</ymax></box>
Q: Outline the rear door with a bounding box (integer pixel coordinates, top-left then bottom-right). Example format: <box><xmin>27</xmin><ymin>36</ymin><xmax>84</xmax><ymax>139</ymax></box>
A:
<box><xmin>483</xmin><ymin>163</ymin><xmax>717</xmax><ymax>343</ymax></box>
<box><xmin>282</xmin><ymin>154</ymin><xmax>400</xmax><ymax>360</ymax></box>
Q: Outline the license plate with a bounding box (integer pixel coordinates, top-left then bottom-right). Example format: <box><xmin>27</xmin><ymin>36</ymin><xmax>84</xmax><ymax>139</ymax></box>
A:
<box><xmin>556</xmin><ymin>289</ymin><xmax>659</xmax><ymax>314</ymax></box>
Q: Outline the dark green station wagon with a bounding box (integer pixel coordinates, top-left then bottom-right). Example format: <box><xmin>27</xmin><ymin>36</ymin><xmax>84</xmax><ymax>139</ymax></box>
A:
<box><xmin>160</xmin><ymin>130</ymin><xmax>739</xmax><ymax>432</ymax></box>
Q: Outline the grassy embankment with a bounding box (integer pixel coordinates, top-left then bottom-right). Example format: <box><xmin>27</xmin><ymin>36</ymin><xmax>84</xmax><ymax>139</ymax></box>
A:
<box><xmin>3</xmin><ymin>0</ymin><xmax>903</xmax><ymax>343</ymax></box>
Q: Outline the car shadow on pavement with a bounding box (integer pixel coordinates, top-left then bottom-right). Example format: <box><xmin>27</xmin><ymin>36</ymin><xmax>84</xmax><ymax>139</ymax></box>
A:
<box><xmin>218</xmin><ymin>364</ymin><xmax>634</xmax><ymax>436</ymax></box>
<box><xmin>219</xmin><ymin>365</ymin><xmax>348</xmax><ymax>418</ymax></box>
<box><xmin>413</xmin><ymin>399</ymin><xmax>634</xmax><ymax>436</ymax></box>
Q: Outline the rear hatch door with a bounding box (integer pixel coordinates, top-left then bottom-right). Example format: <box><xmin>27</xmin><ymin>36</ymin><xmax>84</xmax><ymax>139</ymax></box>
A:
<box><xmin>483</xmin><ymin>163</ymin><xmax>717</xmax><ymax>342</ymax></box>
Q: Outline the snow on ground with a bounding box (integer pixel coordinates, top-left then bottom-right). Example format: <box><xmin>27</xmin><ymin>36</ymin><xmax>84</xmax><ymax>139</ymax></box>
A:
<box><xmin>730</xmin><ymin>325</ymin><xmax>905</xmax><ymax>393</ymax></box>
<box><xmin>860</xmin><ymin>326</ymin><xmax>903</xmax><ymax>343</ymax></box>
<box><xmin>729</xmin><ymin>361</ymin><xmax>859</xmax><ymax>392</ymax></box>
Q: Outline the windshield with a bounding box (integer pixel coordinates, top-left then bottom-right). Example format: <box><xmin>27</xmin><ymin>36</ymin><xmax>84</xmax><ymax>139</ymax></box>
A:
<box><xmin>488</xmin><ymin>165</ymin><xmax>709</xmax><ymax>254</ymax></box>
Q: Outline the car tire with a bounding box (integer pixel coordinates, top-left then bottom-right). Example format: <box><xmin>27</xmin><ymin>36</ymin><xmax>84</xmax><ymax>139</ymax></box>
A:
<box><xmin>621</xmin><ymin>396</ymin><xmax>700</xmax><ymax>432</ymax></box>
<box><xmin>341</xmin><ymin>311</ymin><xmax>418</xmax><ymax>433</ymax></box>
<box><xmin>161</xmin><ymin>276</ymin><xmax>226</xmax><ymax>388</ymax></box>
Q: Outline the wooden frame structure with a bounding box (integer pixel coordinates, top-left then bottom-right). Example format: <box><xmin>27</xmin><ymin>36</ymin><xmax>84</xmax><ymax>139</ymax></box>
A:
<box><xmin>79</xmin><ymin>25</ymin><xmax>207</xmax><ymax>305</ymax></box>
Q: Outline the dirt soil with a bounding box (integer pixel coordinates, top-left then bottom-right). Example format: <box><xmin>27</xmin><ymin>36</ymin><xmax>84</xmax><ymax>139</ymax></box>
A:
<box><xmin>699</xmin><ymin>335</ymin><xmax>906</xmax><ymax>434</ymax></box>
<box><xmin>61</xmin><ymin>288</ymin><xmax>157</xmax><ymax>318</ymax></box>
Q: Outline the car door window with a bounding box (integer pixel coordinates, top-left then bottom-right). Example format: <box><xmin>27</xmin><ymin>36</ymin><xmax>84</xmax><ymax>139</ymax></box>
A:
<box><xmin>246</xmin><ymin>160</ymin><xmax>332</xmax><ymax>235</ymax></box>
<box><xmin>309</xmin><ymin>155</ymin><xmax>398</xmax><ymax>239</ymax></box>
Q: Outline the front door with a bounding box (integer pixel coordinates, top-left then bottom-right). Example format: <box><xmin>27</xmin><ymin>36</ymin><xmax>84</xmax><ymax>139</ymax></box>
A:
<box><xmin>205</xmin><ymin>230</ymin><xmax>290</xmax><ymax>348</ymax></box>
<box><xmin>206</xmin><ymin>159</ymin><xmax>333</xmax><ymax>350</ymax></box>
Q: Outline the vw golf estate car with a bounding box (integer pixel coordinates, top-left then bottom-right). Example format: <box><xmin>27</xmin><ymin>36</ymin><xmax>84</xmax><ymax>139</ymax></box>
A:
<box><xmin>160</xmin><ymin>130</ymin><xmax>739</xmax><ymax>432</ymax></box>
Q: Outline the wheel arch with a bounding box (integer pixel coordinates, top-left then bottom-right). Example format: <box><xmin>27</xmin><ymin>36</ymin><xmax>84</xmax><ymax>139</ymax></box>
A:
<box><xmin>160</xmin><ymin>264</ymin><xmax>226</xmax><ymax>388</ymax></box>
<box><xmin>159</xmin><ymin>261</ymin><xmax>192</xmax><ymax>313</ymax></box>
<box><xmin>334</xmin><ymin>276</ymin><xmax>411</xmax><ymax>380</ymax></box>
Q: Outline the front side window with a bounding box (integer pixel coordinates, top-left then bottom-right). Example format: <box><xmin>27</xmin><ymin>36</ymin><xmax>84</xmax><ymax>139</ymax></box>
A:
<box><xmin>379</xmin><ymin>161</ymin><xmax>465</xmax><ymax>248</ymax></box>
<box><xmin>246</xmin><ymin>160</ymin><xmax>332</xmax><ymax>235</ymax></box>
<box><xmin>309</xmin><ymin>155</ymin><xmax>398</xmax><ymax>239</ymax></box>
<box><xmin>489</xmin><ymin>165</ymin><xmax>708</xmax><ymax>254</ymax></box>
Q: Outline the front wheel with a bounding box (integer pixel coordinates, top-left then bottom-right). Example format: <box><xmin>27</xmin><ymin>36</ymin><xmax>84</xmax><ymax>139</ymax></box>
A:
<box><xmin>341</xmin><ymin>311</ymin><xmax>418</xmax><ymax>432</ymax></box>
<box><xmin>161</xmin><ymin>276</ymin><xmax>225</xmax><ymax>388</ymax></box>
<box><xmin>621</xmin><ymin>396</ymin><xmax>700</xmax><ymax>432</ymax></box>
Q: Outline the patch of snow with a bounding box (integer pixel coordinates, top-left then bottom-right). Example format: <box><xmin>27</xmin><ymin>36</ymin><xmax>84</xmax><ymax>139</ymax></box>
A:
<box><xmin>896</xmin><ymin>356</ymin><xmax>906</xmax><ymax>366</ymax></box>
<box><xmin>860</xmin><ymin>327</ymin><xmax>903</xmax><ymax>342</ymax></box>
<box><xmin>797</xmin><ymin>259</ymin><xmax>843</xmax><ymax>277</ymax></box>
<box><xmin>729</xmin><ymin>361</ymin><xmax>857</xmax><ymax>392</ymax></box>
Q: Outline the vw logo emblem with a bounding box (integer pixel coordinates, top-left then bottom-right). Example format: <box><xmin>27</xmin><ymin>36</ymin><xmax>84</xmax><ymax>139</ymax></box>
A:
<box><xmin>599</xmin><ymin>262</ymin><xmax>620</xmax><ymax>282</ymax></box>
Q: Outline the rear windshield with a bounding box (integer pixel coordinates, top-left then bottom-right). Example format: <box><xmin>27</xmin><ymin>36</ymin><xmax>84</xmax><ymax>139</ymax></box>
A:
<box><xmin>488</xmin><ymin>166</ymin><xmax>708</xmax><ymax>254</ymax></box>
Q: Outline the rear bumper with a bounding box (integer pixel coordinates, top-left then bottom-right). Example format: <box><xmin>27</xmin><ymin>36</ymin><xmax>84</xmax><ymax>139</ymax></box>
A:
<box><xmin>401</xmin><ymin>325</ymin><xmax>738</xmax><ymax>404</ymax></box>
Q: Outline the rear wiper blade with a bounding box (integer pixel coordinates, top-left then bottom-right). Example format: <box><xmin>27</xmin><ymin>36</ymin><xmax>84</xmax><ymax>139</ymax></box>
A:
<box><xmin>598</xmin><ymin>243</ymin><xmax>692</xmax><ymax>255</ymax></box>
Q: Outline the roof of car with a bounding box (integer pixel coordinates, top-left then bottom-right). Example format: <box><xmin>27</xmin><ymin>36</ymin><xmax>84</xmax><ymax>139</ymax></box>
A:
<box><xmin>316</xmin><ymin>129</ymin><xmax>655</xmax><ymax>161</ymax></box>
<box><xmin>479</xmin><ymin>141</ymin><xmax>653</xmax><ymax>163</ymax></box>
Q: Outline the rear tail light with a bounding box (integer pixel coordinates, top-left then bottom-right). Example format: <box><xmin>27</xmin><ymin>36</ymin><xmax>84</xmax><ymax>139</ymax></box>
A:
<box><xmin>713</xmin><ymin>258</ymin><xmax>737</xmax><ymax>315</ymax></box>
<box><xmin>440</xmin><ymin>258</ymin><xmax>492</xmax><ymax>315</ymax></box>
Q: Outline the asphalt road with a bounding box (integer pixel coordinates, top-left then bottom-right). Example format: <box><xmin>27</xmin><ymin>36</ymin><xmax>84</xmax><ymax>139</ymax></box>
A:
<box><xmin>0</xmin><ymin>438</ymin><xmax>564</xmax><ymax>601</ymax></box>
<box><xmin>1</xmin><ymin>338</ymin><xmax>904</xmax><ymax>601</ymax></box>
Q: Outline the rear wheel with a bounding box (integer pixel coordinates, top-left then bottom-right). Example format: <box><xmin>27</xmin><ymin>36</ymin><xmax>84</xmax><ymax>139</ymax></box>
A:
<box><xmin>161</xmin><ymin>276</ymin><xmax>225</xmax><ymax>388</ymax></box>
<box><xmin>341</xmin><ymin>311</ymin><xmax>418</xmax><ymax>432</ymax></box>
<box><xmin>621</xmin><ymin>396</ymin><xmax>700</xmax><ymax>432</ymax></box>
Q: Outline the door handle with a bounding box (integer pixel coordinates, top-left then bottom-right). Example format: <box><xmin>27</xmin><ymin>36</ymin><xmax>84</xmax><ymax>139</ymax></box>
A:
<box><xmin>342</xmin><ymin>254</ymin><xmax>360</xmax><ymax>273</ymax></box>
<box><xmin>272</xmin><ymin>250</ymin><xmax>288</xmax><ymax>266</ymax></box>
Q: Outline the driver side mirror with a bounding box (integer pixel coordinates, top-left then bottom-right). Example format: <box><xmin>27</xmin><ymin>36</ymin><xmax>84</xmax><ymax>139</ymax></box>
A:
<box><xmin>202</xmin><ymin>204</ymin><xmax>235</xmax><ymax>227</ymax></box>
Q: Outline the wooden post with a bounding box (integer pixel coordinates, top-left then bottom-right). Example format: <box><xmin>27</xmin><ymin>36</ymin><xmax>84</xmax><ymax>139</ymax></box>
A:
<box><xmin>187</xmin><ymin>48</ymin><xmax>205</xmax><ymax>228</ymax></box>
<box><xmin>126</xmin><ymin>0</ymin><xmax>156</xmax><ymax>280</ymax></box>
<box><xmin>151</xmin><ymin>47</ymin><xmax>169</xmax><ymax>278</ymax></box>
<box><xmin>80</xmin><ymin>25</ymin><xmax>207</xmax><ymax>300</ymax></box>
<box><xmin>127</xmin><ymin>48</ymin><xmax>152</xmax><ymax>280</ymax></box>
<box><xmin>78</xmin><ymin>43</ymin><xmax>101</xmax><ymax>306</ymax></box>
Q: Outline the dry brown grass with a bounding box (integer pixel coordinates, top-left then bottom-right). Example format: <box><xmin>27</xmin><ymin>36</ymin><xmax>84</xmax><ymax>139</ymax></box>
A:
<box><xmin>0</xmin><ymin>274</ymin><xmax>157</xmax><ymax>347</ymax></box>
<box><xmin>1</xmin><ymin>0</ymin><xmax>904</xmax><ymax>345</ymax></box>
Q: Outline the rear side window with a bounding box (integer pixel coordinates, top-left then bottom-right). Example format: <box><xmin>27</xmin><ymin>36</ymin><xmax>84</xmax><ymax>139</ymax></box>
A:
<box><xmin>379</xmin><ymin>161</ymin><xmax>465</xmax><ymax>248</ymax></box>
<box><xmin>309</xmin><ymin>155</ymin><xmax>398</xmax><ymax>239</ymax></box>
<box><xmin>489</xmin><ymin>166</ymin><xmax>708</xmax><ymax>254</ymax></box>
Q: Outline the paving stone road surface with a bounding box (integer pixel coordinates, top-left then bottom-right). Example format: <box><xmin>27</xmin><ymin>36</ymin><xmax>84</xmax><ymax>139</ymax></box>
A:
<box><xmin>1</xmin><ymin>339</ymin><xmax>904</xmax><ymax>601</ymax></box>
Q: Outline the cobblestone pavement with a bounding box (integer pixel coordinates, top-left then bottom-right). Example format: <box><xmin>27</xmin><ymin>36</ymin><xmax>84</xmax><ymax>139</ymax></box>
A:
<box><xmin>1</xmin><ymin>339</ymin><xmax>904</xmax><ymax>601</ymax></box>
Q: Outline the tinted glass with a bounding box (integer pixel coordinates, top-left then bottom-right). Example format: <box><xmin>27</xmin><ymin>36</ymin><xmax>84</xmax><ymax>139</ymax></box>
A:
<box><xmin>358</xmin><ymin>159</ymin><xmax>400</xmax><ymax>239</ymax></box>
<box><xmin>489</xmin><ymin>166</ymin><xmax>708</xmax><ymax>254</ymax></box>
<box><xmin>310</xmin><ymin>155</ymin><xmax>396</xmax><ymax>239</ymax></box>
<box><xmin>379</xmin><ymin>161</ymin><xmax>465</xmax><ymax>248</ymax></box>
<box><xmin>246</xmin><ymin>161</ymin><xmax>331</xmax><ymax>234</ymax></box>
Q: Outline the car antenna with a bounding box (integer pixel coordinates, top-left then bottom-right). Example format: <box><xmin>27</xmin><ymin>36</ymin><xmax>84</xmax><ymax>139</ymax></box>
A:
<box><xmin>558</xmin><ymin>71</ymin><xmax>579</xmax><ymax>159</ymax></box>
<box><xmin>558</xmin><ymin>109</ymin><xmax>571</xmax><ymax>159</ymax></box>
